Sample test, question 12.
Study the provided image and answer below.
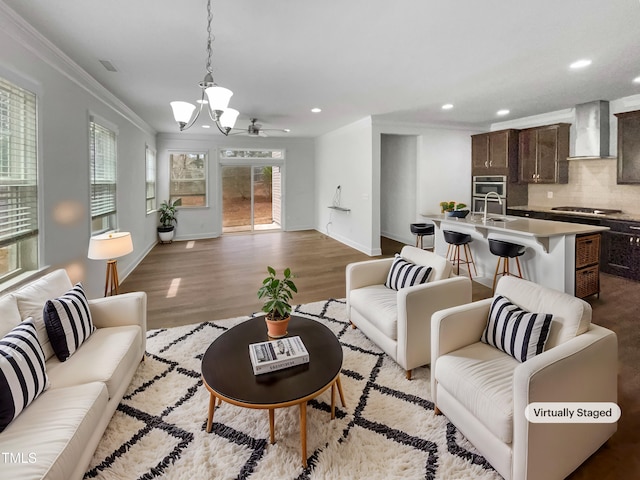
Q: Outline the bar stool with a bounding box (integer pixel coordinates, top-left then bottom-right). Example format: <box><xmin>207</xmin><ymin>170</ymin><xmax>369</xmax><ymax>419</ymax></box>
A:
<box><xmin>410</xmin><ymin>223</ymin><xmax>435</xmax><ymax>250</ymax></box>
<box><xmin>443</xmin><ymin>230</ymin><xmax>477</xmax><ymax>279</ymax></box>
<box><xmin>489</xmin><ymin>238</ymin><xmax>526</xmax><ymax>293</ymax></box>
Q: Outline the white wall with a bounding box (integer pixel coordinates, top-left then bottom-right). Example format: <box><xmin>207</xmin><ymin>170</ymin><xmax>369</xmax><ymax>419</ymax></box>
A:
<box><xmin>380</xmin><ymin>134</ymin><xmax>417</xmax><ymax>244</ymax></box>
<box><xmin>373</xmin><ymin>120</ymin><xmax>481</xmax><ymax>248</ymax></box>
<box><xmin>156</xmin><ymin>133</ymin><xmax>315</xmax><ymax>238</ymax></box>
<box><xmin>416</xmin><ymin>128</ymin><xmax>477</xmax><ymax>216</ymax></box>
<box><xmin>315</xmin><ymin>117</ymin><xmax>377</xmax><ymax>255</ymax></box>
<box><xmin>0</xmin><ymin>5</ymin><xmax>157</xmax><ymax>298</ymax></box>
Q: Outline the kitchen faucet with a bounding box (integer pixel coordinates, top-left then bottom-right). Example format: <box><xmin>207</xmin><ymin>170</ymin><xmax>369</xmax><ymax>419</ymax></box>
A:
<box><xmin>483</xmin><ymin>191</ymin><xmax>503</xmax><ymax>223</ymax></box>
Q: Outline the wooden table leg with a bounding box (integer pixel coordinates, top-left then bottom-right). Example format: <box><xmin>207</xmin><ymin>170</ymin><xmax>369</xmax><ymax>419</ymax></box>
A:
<box><xmin>336</xmin><ymin>375</ymin><xmax>346</xmax><ymax>407</ymax></box>
<box><xmin>331</xmin><ymin>382</ymin><xmax>336</xmax><ymax>419</ymax></box>
<box><xmin>207</xmin><ymin>393</ymin><xmax>216</xmax><ymax>433</ymax></box>
<box><xmin>269</xmin><ymin>408</ymin><xmax>275</xmax><ymax>444</ymax></box>
<box><xmin>300</xmin><ymin>401</ymin><xmax>307</xmax><ymax>468</ymax></box>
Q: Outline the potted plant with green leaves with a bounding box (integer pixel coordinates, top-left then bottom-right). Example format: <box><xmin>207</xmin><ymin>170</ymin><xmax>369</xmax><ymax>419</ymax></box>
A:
<box><xmin>439</xmin><ymin>201</ymin><xmax>469</xmax><ymax>218</ymax></box>
<box><xmin>157</xmin><ymin>198</ymin><xmax>181</xmax><ymax>243</ymax></box>
<box><xmin>257</xmin><ymin>266</ymin><xmax>298</xmax><ymax>338</ymax></box>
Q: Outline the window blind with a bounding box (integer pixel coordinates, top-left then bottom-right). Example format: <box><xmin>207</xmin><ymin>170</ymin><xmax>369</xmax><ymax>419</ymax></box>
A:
<box><xmin>145</xmin><ymin>145</ymin><xmax>156</xmax><ymax>212</ymax></box>
<box><xmin>0</xmin><ymin>78</ymin><xmax>38</xmax><ymax>248</ymax></box>
<box><xmin>89</xmin><ymin>120</ymin><xmax>117</xmax><ymax>220</ymax></box>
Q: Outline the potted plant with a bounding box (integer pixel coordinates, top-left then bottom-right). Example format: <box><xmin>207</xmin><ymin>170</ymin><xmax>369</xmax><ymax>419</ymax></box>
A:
<box><xmin>257</xmin><ymin>266</ymin><xmax>298</xmax><ymax>338</ymax></box>
<box><xmin>157</xmin><ymin>198</ymin><xmax>181</xmax><ymax>243</ymax></box>
<box><xmin>439</xmin><ymin>201</ymin><xmax>469</xmax><ymax>218</ymax></box>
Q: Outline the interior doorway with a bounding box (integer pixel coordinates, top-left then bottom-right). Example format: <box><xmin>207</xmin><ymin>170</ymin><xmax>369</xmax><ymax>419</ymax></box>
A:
<box><xmin>221</xmin><ymin>165</ymin><xmax>282</xmax><ymax>233</ymax></box>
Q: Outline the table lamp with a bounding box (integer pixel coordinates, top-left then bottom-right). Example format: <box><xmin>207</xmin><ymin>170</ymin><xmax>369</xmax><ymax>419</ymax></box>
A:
<box><xmin>88</xmin><ymin>231</ymin><xmax>133</xmax><ymax>296</ymax></box>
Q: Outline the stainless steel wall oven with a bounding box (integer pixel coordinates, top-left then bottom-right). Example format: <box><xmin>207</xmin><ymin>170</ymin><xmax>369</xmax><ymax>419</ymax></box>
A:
<box><xmin>472</xmin><ymin>175</ymin><xmax>507</xmax><ymax>214</ymax></box>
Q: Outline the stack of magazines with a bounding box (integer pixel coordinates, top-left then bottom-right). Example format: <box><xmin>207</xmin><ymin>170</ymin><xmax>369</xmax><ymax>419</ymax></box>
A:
<box><xmin>248</xmin><ymin>336</ymin><xmax>309</xmax><ymax>375</ymax></box>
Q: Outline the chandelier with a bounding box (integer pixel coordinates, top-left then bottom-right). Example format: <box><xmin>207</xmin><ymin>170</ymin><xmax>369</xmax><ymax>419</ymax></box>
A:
<box><xmin>169</xmin><ymin>0</ymin><xmax>239</xmax><ymax>135</ymax></box>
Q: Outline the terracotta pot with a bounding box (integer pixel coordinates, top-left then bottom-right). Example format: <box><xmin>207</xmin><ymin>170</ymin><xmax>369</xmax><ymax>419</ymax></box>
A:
<box><xmin>265</xmin><ymin>316</ymin><xmax>290</xmax><ymax>339</ymax></box>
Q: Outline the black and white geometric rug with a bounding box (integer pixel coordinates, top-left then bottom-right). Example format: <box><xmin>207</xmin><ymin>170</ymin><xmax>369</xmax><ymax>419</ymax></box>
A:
<box><xmin>84</xmin><ymin>299</ymin><xmax>501</xmax><ymax>480</ymax></box>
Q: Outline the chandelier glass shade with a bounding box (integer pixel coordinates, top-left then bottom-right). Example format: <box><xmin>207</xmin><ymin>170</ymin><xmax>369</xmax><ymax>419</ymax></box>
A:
<box><xmin>169</xmin><ymin>0</ymin><xmax>238</xmax><ymax>135</ymax></box>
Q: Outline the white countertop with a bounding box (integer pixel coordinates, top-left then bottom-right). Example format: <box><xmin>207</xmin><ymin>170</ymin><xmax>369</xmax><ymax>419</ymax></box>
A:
<box><xmin>420</xmin><ymin>213</ymin><xmax>608</xmax><ymax>252</ymax></box>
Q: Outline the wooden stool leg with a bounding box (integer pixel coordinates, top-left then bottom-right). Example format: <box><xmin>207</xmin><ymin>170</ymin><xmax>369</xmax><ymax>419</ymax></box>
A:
<box><xmin>463</xmin><ymin>244</ymin><xmax>474</xmax><ymax>280</ymax></box>
<box><xmin>492</xmin><ymin>257</ymin><xmax>502</xmax><ymax>293</ymax></box>
<box><xmin>515</xmin><ymin>257</ymin><xmax>523</xmax><ymax>278</ymax></box>
<box><xmin>455</xmin><ymin>245</ymin><xmax>461</xmax><ymax>274</ymax></box>
<box><xmin>465</xmin><ymin>244</ymin><xmax>477</xmax><ymax>276</ymax></box>
<box><xmin>504</xmin><ymin>257</ymin><xmax>510</xmax><ymax>277</ymax></box>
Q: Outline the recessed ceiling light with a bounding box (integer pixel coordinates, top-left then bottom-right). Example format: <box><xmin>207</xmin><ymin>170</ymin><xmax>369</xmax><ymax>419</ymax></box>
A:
<box><xmin>441</xmin><ymin>104</ymin><xmax>454</xmax><ymax>110</ymax></box>
<box><xmin>311</xmin><ymin>108</ymin><xmax>322</xmax><ymax>113</ymax></box>
<box><xmin>570</xmin><ymin>59</ymin><xmax>592</xmax><ymax>69</ymax></box>
<box><xmin>633</xmin><ymin>76</ymin><xmax>640</xmax><ymax>84</ymax></box>
<box><xmin>497</xmin><ymin>109</ymin><xmax>510</xmax><ymax>116</ymax></box>
<box><xmin>202</xmin><ymin>125</ymin><xmax>211</xmax><ymax>129</ymax></box>
<box><xmin>284</xmin><ymin>129</ymin><xmax>291</xmax><ymax>133</ymax></box>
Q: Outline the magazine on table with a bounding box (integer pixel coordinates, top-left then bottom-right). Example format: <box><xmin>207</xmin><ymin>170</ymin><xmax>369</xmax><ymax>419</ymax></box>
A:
<box><xmin>248</xmin><ymin>335</ymin><xmax>309</xmax><ymax>375</ymax></box>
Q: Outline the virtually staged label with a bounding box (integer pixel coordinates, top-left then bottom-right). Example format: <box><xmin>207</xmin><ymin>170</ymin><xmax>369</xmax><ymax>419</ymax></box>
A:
<box><xmin>525</xmin><ymin>402</ymin><xmax>621</xmax><ymax>423</ymax></box>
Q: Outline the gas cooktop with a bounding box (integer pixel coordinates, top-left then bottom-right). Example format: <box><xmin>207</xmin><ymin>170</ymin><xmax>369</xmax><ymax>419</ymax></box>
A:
<box><xmin>551</xmin><ymin>206</ymin><xmax>622</xmax><ymax>215</ymax></box>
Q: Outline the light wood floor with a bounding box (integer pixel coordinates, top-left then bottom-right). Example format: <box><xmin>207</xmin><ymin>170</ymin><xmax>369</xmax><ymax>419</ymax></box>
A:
<box><xmin>121</xmin><ymin>230</ymin><xmax>491</xmax><ymax>329</ymax></box>
<box><xmin>121</xmin><ymin>230</ymin><xmax>639</xmax><ymax>479</ymax></box>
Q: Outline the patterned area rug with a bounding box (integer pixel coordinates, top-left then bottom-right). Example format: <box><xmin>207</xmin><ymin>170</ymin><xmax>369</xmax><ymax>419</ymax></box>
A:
<box><xmin>85</xmin><ymin>299</ymin><xmax>501</xmax><ymax>480</ymax></box>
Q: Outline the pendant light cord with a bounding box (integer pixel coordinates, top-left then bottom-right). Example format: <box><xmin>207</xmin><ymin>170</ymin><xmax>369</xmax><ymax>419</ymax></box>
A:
<box><xmin>206</xmin><ymin>0</ymin><xmax>214</xmax><ymax>77</ymax></box>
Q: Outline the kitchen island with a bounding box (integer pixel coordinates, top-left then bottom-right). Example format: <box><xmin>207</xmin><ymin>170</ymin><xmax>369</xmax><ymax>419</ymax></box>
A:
<box><xmin>420</xmin><ymin>212</ymin><xmax>609</xmax><ymax>295</ymax></box>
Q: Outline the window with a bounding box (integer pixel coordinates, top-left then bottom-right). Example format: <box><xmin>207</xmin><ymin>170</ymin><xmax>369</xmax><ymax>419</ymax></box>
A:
<box><xmin>169</xmin><ymin>152</ymin><xmax>207</xmax><ymax>207</ymax></box>
<box><xmin>89</xmin><ymin>118</ymin><xmax>117</xmax><ymax>233</ymax></box>
<box><xmin>220</xmin><ymin>149</ymin><xmax>284</xmax><ymax>160</ymax></box>
<box><xmin>0</xmin><ymin>77</ymin><xmax>38</xmax><ymax>282</ymax></box>
<box><xmin>145</xmin><ymin>145</ymin><xmax>156</xmax><ymax>213</ymax></box>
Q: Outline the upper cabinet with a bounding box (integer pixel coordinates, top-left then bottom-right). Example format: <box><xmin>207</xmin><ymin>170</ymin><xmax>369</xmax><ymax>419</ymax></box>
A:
<box><xmin>471</xmin><ymin>129</ymin><xmax>519</xmax><ymax>177</ymax></box>
<box><xmin>518</xmin><ymin>123</ymin><xmax>570</xmax><ymax>184</ymax></box>
<box><xmin>615</xmin><ymin>110</ymin><xmax>640</xmax><ymax>184</ymax></box>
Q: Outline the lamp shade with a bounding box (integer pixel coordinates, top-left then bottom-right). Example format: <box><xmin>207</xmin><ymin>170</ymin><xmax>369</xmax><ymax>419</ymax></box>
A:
<box><xmin>88</xmin><ymin>232</ymin><xmax>133</xmax><ymax>260</ymax></box>
<box><xmin>170</xmin><ymin>101</ymin><xmax>197</xmax><ymax>124</ymax></box>
<box><xmin>219</xmin><ymin>108</ymin><xmax>239</xmax><ymax>129</ymax></box>
<box><xmin>204</xmin><ymin>86</ymin><xmax>233</xmax><ymax>111</ymax></box>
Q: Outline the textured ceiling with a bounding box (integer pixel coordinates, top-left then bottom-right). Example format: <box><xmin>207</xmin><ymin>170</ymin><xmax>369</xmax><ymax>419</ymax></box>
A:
<box><xmin>3</xmin><ymin>0</ymin><xmax>640</xmax><ymax>137</ymax></box>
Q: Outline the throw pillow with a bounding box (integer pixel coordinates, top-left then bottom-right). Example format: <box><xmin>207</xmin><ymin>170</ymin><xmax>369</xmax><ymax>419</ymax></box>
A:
<box><xmin>43</xmin><ymin>283</ymin><xmax>95</xmax><ymax>362</ymax></box>
<box><xmin>384</xmin><ymin>254</ymin><xmax>433</xmax><ymax>290</ymax></box>
<box><xmin>0</xmin><ymin>318</ymin><xmax>48</xmax><ymax>432</ymax></box>
<box><xmin>481</xmin><ymin>295</ymin><xmax>553</xmax><ymax>362</ymax></box>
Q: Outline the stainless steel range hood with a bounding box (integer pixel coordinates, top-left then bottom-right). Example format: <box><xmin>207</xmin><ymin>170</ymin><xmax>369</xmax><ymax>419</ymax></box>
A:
<box><xmin>566</xmin><ymin>100</ymin><xmax>616</xmax><ymax>160</ymax></box>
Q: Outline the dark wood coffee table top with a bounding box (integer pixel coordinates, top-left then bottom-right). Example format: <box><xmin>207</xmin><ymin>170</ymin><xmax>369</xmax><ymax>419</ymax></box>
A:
<box><xmin>201</xmin><ymin>315</ymin><xmax>343</xmax><ymax>405</ymax></box>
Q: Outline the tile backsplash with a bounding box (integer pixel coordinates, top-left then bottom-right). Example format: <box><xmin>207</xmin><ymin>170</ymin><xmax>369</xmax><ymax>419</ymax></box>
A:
<box><xmin>527</xmin><ymin>159</ymin><xmax>640</xmax><ymax>215</ymax></box>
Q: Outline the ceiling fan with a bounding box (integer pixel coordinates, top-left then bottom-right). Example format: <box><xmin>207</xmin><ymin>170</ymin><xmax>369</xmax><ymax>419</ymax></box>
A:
<box><xmin>229</xmin><ymin>118</ymin><xmax>290</xmax><ymax>137</ymax></box>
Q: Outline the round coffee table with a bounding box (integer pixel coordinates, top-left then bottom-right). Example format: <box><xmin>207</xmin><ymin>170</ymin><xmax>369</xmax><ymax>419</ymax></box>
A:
<box><xmin>201</xmin><ymin>315</ymin><xmax>345</xmax><ymax>468</ymax></box>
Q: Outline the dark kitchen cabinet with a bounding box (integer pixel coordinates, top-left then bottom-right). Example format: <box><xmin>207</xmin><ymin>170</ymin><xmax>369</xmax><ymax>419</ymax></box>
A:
<box><xmin>471</xmin><ymin>129</ymin><xmax>519</xmax><ymax>177</ymax></box>
<box><xmin>518</xmin><ymin>123</ymin><xmax>569</xmax><ymax>184</ymax></box>
<box><xmin>601</xmin><ymin>220</ymin><xmax>640</xmax><ymax>280</ymax></box>
<box><xmin>614</xmin><ymin>110</ymin><xmax>640</xmax><ymax>184</ymax></box>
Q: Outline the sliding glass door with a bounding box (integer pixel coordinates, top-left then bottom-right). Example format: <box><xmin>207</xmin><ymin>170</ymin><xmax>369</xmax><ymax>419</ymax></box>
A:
<box><xmin>221</xmin><ymin>165</ymin><xmax>282</xmax><ymax>233</ymax></box>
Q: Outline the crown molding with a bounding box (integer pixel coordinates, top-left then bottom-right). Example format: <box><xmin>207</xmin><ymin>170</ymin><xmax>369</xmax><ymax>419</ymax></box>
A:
<box><xmin>0</xmin><ymin>2</ymin><xmax>155</xmax><ymax>137</ymax></box>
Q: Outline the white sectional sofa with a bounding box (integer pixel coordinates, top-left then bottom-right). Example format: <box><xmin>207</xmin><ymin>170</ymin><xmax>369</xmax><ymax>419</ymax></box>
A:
<box><xmin>0</xmin><ymin>269</ymin><xmax>147</xmax><ymax>480</ymax></box>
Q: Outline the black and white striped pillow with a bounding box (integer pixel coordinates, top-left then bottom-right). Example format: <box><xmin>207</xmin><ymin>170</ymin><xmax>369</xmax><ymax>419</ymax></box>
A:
<box><xmin>0</xmin><ymin>318</ymin><xmax>48</xmax><ymax>432</ymax></box>
<box><xmin>43</xmin><ymin>283</ymin><xmax>95</xmax><ymax>362</ymax></box>
<box><xmin>384</xmin><ymin>254</ymin><xmax>433</xmax><ymax>290</ymax></box>
<box><xmin>481</xmin><ymin>295</ymin><xmax>553</xmax><ymax>362</ymax></box>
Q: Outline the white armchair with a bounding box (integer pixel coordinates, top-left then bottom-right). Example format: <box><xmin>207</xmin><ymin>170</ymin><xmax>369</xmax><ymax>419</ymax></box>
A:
<box><xmin>346</xmin><ymin>246</ymin><xmax>472</xmax><ymax>379</ymax></box>
<box><xmin>431</xmin><ymin>276</ymin><xmax>618</xmax><ymax>480</ymax></box>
